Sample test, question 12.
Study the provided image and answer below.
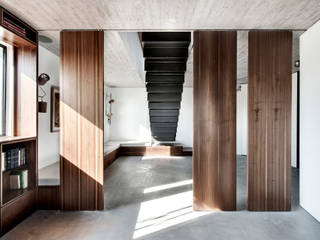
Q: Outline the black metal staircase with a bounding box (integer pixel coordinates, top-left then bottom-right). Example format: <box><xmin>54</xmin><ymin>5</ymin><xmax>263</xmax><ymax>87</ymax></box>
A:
<box><xmin>142</xmin><ymin>32</ymin><xmax>191</xmax><ymax>141</ymax></box>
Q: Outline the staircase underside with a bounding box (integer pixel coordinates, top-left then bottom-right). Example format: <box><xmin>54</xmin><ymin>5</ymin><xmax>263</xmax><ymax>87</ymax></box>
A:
<box><xmin>142</xmin><ymin>32</ymin><xmax>191</xmax><ymax>141</ymax></box>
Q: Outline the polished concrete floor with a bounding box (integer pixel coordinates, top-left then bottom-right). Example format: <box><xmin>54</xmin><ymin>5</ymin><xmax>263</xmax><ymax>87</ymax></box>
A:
<box><xmin>3</xmin><ymin>156</ymin><xmax>320</xmax><ymax>240</ymax></box>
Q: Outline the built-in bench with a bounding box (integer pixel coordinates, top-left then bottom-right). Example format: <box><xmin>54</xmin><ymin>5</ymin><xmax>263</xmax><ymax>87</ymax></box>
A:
<box><xmin>103</xmin><ymin>141</ymin><xmax>192</xmax><ymax>169</ymax></box>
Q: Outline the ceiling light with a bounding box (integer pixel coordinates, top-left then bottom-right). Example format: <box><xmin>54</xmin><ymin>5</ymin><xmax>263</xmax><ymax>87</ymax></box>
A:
<box><xmin>39</xmin><ymin>35</ymin><xmax>53</xmax><ymax>43</ymax></box>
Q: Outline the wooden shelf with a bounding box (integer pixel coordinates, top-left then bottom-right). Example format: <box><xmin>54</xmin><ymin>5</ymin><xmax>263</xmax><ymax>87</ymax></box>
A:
<box><xmin>2</xmin><ymin>187</ymin><xmax>33</xmax><ymax>206</ymax></box>
<box><xmin>2</xmin><ymin>164</ymin><xmax>29</xmax><ymax>174</ymax></box>
<box><xmin>0</xmin><ymin>7</ymin><xmax>37</xmax><ymax>46</ymax></box>
<box><xmin>0</xmin><ymin>136</ymin><xmax>36</xmax><ymax>145</ymax></box>
<box><xmin>1</xmin><ymin>139</ymin><xmax>37</xmax><ymax>208</ymax></box>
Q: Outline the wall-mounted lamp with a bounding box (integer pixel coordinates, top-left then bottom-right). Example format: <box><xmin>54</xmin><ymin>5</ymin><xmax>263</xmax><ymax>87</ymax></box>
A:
<box><xmin>106</xmin><ymin>93</ymin><xmax>115</xmax><ymax>124</ymax></box>
<box><xmin>38</xmin><ymin>73</ymin><xmax>50</xmax><ymax>113</ymax></box>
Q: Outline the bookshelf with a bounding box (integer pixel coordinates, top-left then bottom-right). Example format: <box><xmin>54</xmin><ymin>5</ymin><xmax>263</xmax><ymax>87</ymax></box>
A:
<box><xmin>0</xmin><ymin>137</ymin><xmax>37</xmax><ymax>206</ymax></box>
<box><xmin>0</xmin><ymin>7</ymin><xmax>38</xmax><ymax>236</ymax></box>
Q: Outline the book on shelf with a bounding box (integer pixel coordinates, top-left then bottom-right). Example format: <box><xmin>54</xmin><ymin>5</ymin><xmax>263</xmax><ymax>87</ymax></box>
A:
<box><xmin>1</xmin><ymin>147</ymin><xmax>27</xmax><ymax>172</ymax></box>
<box><xmin>9</xmin><ymin>170</ymin><xmax>28</xmax><ymax>190</ymax></box>
<box><xmin>2</xmin><ymin>18</ymin><xmax>27</xmax><ymax>38</ymax></box>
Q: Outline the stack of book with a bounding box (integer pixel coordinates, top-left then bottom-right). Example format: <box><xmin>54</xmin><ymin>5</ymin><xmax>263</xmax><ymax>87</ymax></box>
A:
<box><xmin>2</xmin><ymin>18</ymin><xmax>26</xmax><ymax>38</ymax></box>
<box><xmin>9</xmin><ymin>170</ymin><xmax>28</xmax><ymax>190</ymax></box>
<box><xmin>1</xmin><ymin>148</ymin><xmax>27</xmax><ymax>171</ymax></box>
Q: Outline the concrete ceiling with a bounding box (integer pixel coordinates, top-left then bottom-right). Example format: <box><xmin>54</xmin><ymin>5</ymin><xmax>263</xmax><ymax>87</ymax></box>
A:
<box><xmin>37</xmin><ymin>30</ymin><xmax>302</xmax><ymax>88</ymax></box>
<box><xmin>1</xmin><ymin>0</ymin><xmax>313</xmax><ymax>87</ymax></box>
<box><xmin>1</xmin><ymin>0</ymin><xmax>320</xmax><ymax>30</ymax></box>
<box><xmin>184</xmin><ymin>31</ymin><xmax>303</xmax><ymax>87</ymax></box>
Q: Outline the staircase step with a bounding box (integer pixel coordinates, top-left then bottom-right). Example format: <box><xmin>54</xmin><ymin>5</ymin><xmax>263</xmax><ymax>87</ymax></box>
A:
<box><xmin>143</xmin><ymin>32</ymin><xmax>191</xmax><ymax>142</ymax></box>
<box><xmin>150</xmin><ymin>116</ymin><xmax>178</xmax><ymax>123</ymax></box>
<box><xmin>149</xmin><ymin>109</ymin><xmax>179</xmax><ymax>117</ymax></box>
<box><xmin>155</xmin><ymin>137</ymin><xmax>176</xmax><ymax>141</ymax></box>
<box><xmin>145</xmin><ymin>60</ymin><xmax>186</xmax><ymax>72</ymax></box>
<box><xmin>151</xmin><ymin>127</ymin><xmax>177</xmax><ymax>133</ymax></box>
<box><xmin>142</xmin><ymin>32</ymin><xmax>191</xmax><ymax>42</ymax></box>
<box><xmin>148</xmin><ymin>93</ymin><xmax>181</xmax><ymax>102</ymax></box>
<box><xmin>153</xmin><ymin>135</ymin><xmax>176</xmax><ymax>141</ymax></box>
<box><xmin>146</xmin><ymin>84</ymin><xmax>183</xmax><ymax>93</ymax></box>
<box><xmin>143</xmin><ymin>41</ymin><xmax>190</xmax><ymax>48</ymax></box>
<box><xmin>150</xmin><ymin>122</ymin><xmax>177</xmax><ymax>128</ymax></box>
<box><xmin>143</xmin><ymin>47</ymin><xmax>188</xmax><ymax>59</ymax></box>
<box><xmin>149</xmin><ymin>102</ymin><xmax>181</xmax><ymax>109</ymax></box>
<box><xmin>146</xmin><ymin>73</ymin><xmax>184</xmax><ymax>83</ymax></box>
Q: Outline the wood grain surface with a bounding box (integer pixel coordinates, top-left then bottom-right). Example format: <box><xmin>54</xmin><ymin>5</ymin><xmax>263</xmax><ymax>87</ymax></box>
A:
<box><xmin>247</xmin><ymin>31</ymin><xmax>292</xmax><ymax>211</ymax></box>
<box><xmin>193</xmin><ymin>31</ymin><xmax>237</xmax><ymax>211</ymax></box>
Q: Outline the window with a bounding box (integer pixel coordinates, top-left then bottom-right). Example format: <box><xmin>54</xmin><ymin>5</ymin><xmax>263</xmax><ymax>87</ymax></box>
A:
<box><xmin>0</xmin><ymin>44</ymin><xmax>7</xmax><ymax>136</ymax></box>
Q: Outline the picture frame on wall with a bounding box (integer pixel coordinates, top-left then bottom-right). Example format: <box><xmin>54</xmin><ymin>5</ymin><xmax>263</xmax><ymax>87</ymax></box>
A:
<box><xmin>50</xmin><ymin>86</ymin><xmax>60</xmax><ymax>132</ymax></box>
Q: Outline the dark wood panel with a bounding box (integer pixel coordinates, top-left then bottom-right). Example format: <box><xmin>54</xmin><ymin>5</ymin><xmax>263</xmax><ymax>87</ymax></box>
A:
<box><xmin>248</xmin><ymin>31</ymin><xmax>292</xmax><ymax>211</ymax></box>
<box><xmin>38</xmin><ymin>186</ymin><xmax>60</xmax><ymax>210</ymax></box>
<box><xmin>193</xmin><ymin>31</ymin><xmax>237</xmax><ymax>211</ymax></box>
<box><xmin>1</xmin><ymin>189</ymin><xmax>36</xmax><ymax>235</ymax></box>
<box><xmin>104</xmin><ymin>148</ymin><xmax>120</xmax><ymax>169</ymax></box>
<box><xmin>60</xmin><ymin>31</ymin><xmax>104</xmax><ymax>210</ymax></box>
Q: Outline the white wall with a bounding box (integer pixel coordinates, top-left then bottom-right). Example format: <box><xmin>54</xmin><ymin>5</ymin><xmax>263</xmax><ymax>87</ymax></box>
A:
<box><xmin>108</xmin><ymin>88</ymin><xmax>151</xmax><ymax>141</ymax></box>
<box><xmin>104</xmin><ymin>84</ymin><xmax>111</xmax><ymax>142</ymax></box>
<box><xmin>176</xmin><ymin>88</ymin><xmax>193</xmax><ymax>147</ymax></box>
<box><xmin>300</xmin><ymin>20</ymin><xmax>320</xmax><ymax>222</ymax></box>
<box><xmin>104</xmin><ymin>87</ymin><xmax>194</xmax><ymax>147</ymax></box>
<box><xmin>236</xmin><ymin>84</ymin><xmax>248</xmax><ymax>155</ymax></box>
<box><xmin>38</xmin><ymin>46</ymin><xmax>60</xmax><ymax>169</ymax></box>
<box><xmin>291</xmin><ymin>73</ymin><xmax>298</xmax><ymax>168</ymax></box>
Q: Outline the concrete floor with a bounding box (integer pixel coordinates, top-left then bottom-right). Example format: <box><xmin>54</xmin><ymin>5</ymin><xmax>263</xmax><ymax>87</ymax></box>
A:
<box><xmin>3</xmin><ymin>156</ymin><xmax>320</xmax><ymax>240</ymax></box>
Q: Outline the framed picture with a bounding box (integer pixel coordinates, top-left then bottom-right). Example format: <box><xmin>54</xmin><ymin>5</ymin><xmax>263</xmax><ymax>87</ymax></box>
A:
<box><xmin>50</xmin><ymin>86</ymin><xmax>60</xmax><ymax>132</ymax></box>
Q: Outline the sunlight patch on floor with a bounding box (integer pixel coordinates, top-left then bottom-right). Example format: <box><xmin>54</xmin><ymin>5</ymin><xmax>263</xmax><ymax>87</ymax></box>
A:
<box><xmin>141</xmin><ymin>156</ymin><xmax>186</xmax><ymax>161</ymax></box>
<box><xmin>143</xmin><ymin>179</ymin><xmax>193</xmax><ymax>193</ymax></box>
<box><xmin>133</xmin><ymin>191</ymin><xmax>211</xmax><ymax>239</ymax></box>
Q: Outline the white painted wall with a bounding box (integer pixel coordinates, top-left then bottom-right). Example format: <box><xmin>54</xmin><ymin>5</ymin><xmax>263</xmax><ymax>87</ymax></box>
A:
<box><xmin>236</xmin><ymin>84</ymin><xmax>248</xmax><ymax>155</ymax></box>
<box><xmin>300</xmin><ymin>20</ymin><xmax>320</xmax><ymax>222</ymax></box>
<box><xmin>108</xmin><ymin>88</ymin><xmax>151</xmax><ymax>142</ymax></box>
<box><xmin>38</xmin><ymin>46</ymin><xmax>60</xmax><ymax>169</ymax></box>
<box><xmin>176</xmin><ymin>88</ymin><xmax>193</xmax><ymax>147</ymax></box>
<box><xmin>291</xmin><ymin>73</ymin><xmax>298</xmax><ymax>168</ymax></box>
<box><xmin>104</xmin><ymin>87</ymin><xmax>194</xmax><ymax>147</ymax></box>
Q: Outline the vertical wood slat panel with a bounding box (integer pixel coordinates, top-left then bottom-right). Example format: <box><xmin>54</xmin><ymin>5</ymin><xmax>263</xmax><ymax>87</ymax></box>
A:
<box><xmin>193</xmin><ymin>31</ymin><xmax>236</xmax><ymax>211</ymax></box>
<box><xmin>248</xmin><ymin>31</ymin><xmax>292</xmax><ymax>211</ymax></box>
<box><xmin>60</xmin><ymin>31</ymin><xmax>104</xmax><ymax>210</ymax></box>
<box><xmin>14</xmin><ymin>46</ymin><xmax>37</xmax><ymax>137</ymax></box>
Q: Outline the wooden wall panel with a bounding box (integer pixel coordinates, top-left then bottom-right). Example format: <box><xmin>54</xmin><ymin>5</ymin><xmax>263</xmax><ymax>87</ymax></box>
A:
<box><xmin>248</xmin><ymin>31</ymin><xmax>292</xmax><ymax>211</ymax></box>
<box><xmin>60</xmin><ymin>31</ymin><xmax>104</xmax><ymax>210</ymax></box>
<box><xmin>193</xmin><ymin>31</ymin><xmax>236</xmax><ymax>211</ymax></box>
<box><xmin>38</xmin><ymin>186</ymin><xmax>60</xmax><ymax>210</ymax></box>
<box><xmin>14</xmin><ymin>45</ymin><xmax>37</xmax><ymax>137</ymax></box>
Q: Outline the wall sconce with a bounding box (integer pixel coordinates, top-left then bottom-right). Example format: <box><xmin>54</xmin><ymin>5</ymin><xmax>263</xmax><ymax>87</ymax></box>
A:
<box><xmin>106</xmin><ymin>94</ymin><xmax>115</xmax><ymax>124</ymax></box>
<box><xmin>38</xmin><ymin>73</ymin><xmax>50</xmax><ymax>113</ymax></box>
